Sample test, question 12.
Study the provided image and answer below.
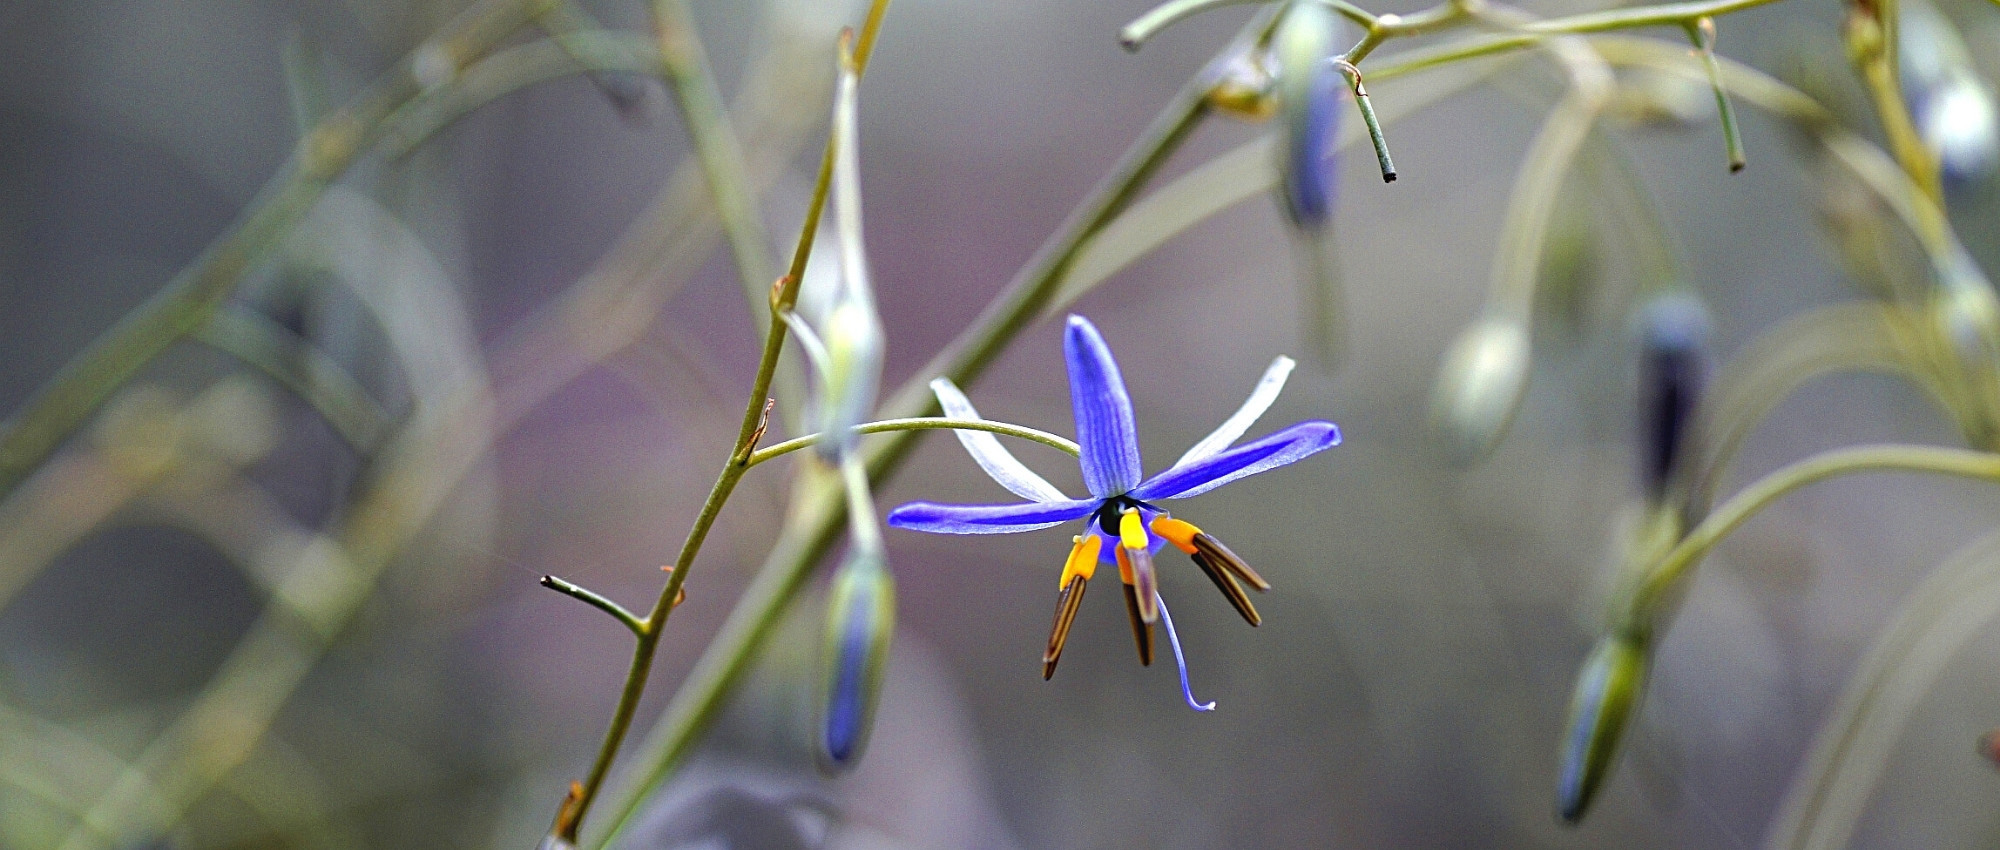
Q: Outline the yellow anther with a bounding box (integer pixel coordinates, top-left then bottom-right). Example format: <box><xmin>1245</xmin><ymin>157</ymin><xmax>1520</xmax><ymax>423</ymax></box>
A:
<box><xmin>1118</xmin><ymin>508</ymin><xmax>1149</xmax><ymax>551</ymax></box>
<box><xmin>1149</xmin><ymin>516</ymin><xmax>1203</xmax><ymax>554</ymax></box>
<box><xmin>1115</xmin><ymin>545</ymin><xmax>1135</xmax><ymax>585</ymax></box>
<box><xmin>1059</xmin><ymin>535</ymin><xmax>1101</xmax><ymax>590</ymax></box>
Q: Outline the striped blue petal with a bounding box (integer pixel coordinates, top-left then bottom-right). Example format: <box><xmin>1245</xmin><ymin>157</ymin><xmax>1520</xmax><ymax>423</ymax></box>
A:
<box><xmin>1064</xmin><ymin>315</ymin><xmax>1143</xmax><ymax>498</ymax></box>
<box><xmin>1131</xmin><ymin>420</ymin><xmax>1340</xmax><ymax>501</ymax></box>
<box><xmin>886</xmin><ymin>498</ymin><xmax>1098</xmax><ymax>535</ymax></box>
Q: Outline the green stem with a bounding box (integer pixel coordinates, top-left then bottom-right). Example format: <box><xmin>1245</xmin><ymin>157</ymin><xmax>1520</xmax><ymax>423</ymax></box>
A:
<box><xmin>1119</xmin><ymin>0</ymin><xmax>1271</xmax><ymax>50</ymax></box>
<box><xmin>559</xmin><ymin>4</ymin><xmax>897</xmax><ymax>843</ymax></box>
<box><xmin>1623</xmin><ymin>445</ymin><xmax>2000</xmax><ymax>630</ymax></box>
<box><xmin>748</xmin><ymin>417</ymin><xmax>1081</xmax><ymax>467</ymax></box>
<box><xmin>194</xmin><ymin>308</ymin><xmax>391</xmax><ymax>452</ymax></box>
<box><xmin>653</xmin><ymin>0</ymin><xmax>778</xmax><ymax>308</ymax></box>
<box><xmin>1358</xmin><ymin>0</ymin><xmax>1788</xmax><ymax>79</ymax></box>
<box><xmin>1683</xmin><ymin>17</ymin><xmax>1747</xmax><ymax>172</ymax></box>
<box><xmin>540</xmin><ymin>575</ymin><xmax>647</xmax><ymax>636</ymax></box>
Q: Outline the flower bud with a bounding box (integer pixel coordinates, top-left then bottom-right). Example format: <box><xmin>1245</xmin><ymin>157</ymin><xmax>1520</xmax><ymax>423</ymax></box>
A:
<box><xmin>1429</xmin><ymin>315</ymin><xmax>1532</xmax><ymax>464</ymax></box>
<box><xmin>1900</xmin><ymin>0</ymin><xmax>1999</xmax><ymax>188</ymax></box>
<box><xmin>815</xmin><ymin>296</ymin><xmax>885</xmax><ymax>461</ymax></box>
<box><xmin>818</xmin><ymin>549</ymin><xmax>895</xmax><ymax>774</ymax></box>
<box><xmin>1637</xmin><ymin>294</ymin><xmax>1710</xmax><ymax>499</ymax></box>
<box><xmin>1273</xmin><ymin>2</ymin><xmax>1341</xmax><ymax>228</ymax></box>
<box><xmin>1555</xmin><ymin>632</ymin><xmax>1650</xmax><ymax>824</ymax></box>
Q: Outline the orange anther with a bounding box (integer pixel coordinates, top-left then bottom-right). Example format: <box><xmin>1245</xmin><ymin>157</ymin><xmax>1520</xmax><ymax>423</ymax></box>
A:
<box><xmin>1150</xmin><ymin>517</ymin><xmax>1203</xmax><ymax>554</ymax></box>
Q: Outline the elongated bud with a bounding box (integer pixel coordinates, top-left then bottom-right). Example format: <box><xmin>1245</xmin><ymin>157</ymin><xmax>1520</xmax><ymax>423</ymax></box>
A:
<box><xmin>1899</xmin><ymin>0</ymin><xmax>1999</xmax><ymax>188</ymax></box>
<box><xmin>818</xmin><ymin>550</ymin><xmax>895</xmax><ymax>774</ymax></box>
<box><xmin>1430</xmin><ymin>315</ymin><xmax>1532</xmax><ymax>464</ymax></box>
<box><xmin>811</xmin><ymin>59</ymin><xmax>886</xmax><ymax>461</ymax></box>
<box><xmin>1555</xmin><ymin>632</ymin><xmax>1650</xmax><ymax>824</ymax></box>
<box><xmin>1637</xmin><ymin>294</ymin><xmax>1710</xmax><ymax>500</ymax></box>
<box><xmin>1273</xmin><ymin>2</ymin><xmax>1340</xmax><ymax>228</ymax></box>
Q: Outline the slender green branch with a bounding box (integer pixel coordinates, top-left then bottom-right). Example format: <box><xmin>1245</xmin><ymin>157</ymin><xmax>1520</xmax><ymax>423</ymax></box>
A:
<box><xmin>1490</xmin><ymin>85</ymin><xmax>1607</xmax><ymax>320</ymax></box>
<box><xmin>1333</xmin><ymin>61</ymin><xmax>1397</xmax><ymax>181</ymax></box>
<box><xmin>748</xmin><ymin>417</ymin><xmax>1081</xmax><ymax>467</ymax></box>
<box><xmin>1358</xmin><ymin>0</ymin><xmax>1788</xmax><ymax>79</ymax></box>
<box><xmin>1683</xmin><ymin>17</ymin><xmax>1746</xmax><ymax>172</ymax></box>
<box><xmin>194</xmin><ymin>308</ymin><xmax>392</xmax><ymax>452</ymax></box>
<box><xmin>559</xmin><ymin>6</ymin><xmax>896</xmax><ymax>844</ymax></box>
<box><xmin>1343</xmin><ymin>1</ymin><xmax>1469</xmax><ymax>65</ymax></box>
<box><xmin>1120</xmin><ymin>0</ymin><xmax>1268</xmax><ymax>50</ymax></box>
<box><xmin>540</xmin><ymin>575</ymin><xmax>646</xmax><ymax>636</ymax></box>
<box><xmin>1624</xmin><ymin>445</ymin><xmax>2000</xmax><ymax>629</ymax></box>
<box><xmin>653</xmin><ymin>0</ymin><xmax>778</xmax><ymax>309</ymax></box>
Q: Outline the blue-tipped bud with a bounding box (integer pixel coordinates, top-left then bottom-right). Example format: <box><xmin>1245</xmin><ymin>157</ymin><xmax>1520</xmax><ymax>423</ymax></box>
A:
<box><xmin>1430</xmin><ymin>315</ymin><xmax>1532</xmax><ymax>464</ymax></box>
<box><xmin>1273</xmin><ymin>2</ymin><xmax>1341</xmax><ymax>228</ymax></box>
<box><xmin>818</xmin><ymin>550</ymin><xmax>895</xmax><ymax>774</ymax></box>
<box><xmin>1555</xmin><ymin>632</ymin><xmax>1650</xmax><ymax>824</ymax></box>
<box><xmin>1900</xmin><ymin>0</ymin><xmax>1999</xmax><ymax>188</ymax></box>
<box><xmin>1637</xmin><ymin>294</ymin><xmax>1711</xmax><ymax>499</ymax></box>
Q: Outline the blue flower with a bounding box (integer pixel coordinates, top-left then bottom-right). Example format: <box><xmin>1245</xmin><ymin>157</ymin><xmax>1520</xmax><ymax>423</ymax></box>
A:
<box><xmin>886</xmin><ymin>315</ymin><xmax>1341</xmax><ymax>709</ymax></box>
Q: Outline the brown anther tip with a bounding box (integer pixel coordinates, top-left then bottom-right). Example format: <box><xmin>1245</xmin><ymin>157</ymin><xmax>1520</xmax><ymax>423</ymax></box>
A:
<box><xmin>538</xmin><ymin>575</ymin><xmax>557</xmax><ymax>588</ymax></box>
<box><xmin>1728</xmin><ymin>161</ymin><xmax>1746</xmax><ymax>174</ymax></box>
<box><xmin>1382</xmin><ymin>171</ymin><xmax>1399</xmax><ymax>183</ymax></box>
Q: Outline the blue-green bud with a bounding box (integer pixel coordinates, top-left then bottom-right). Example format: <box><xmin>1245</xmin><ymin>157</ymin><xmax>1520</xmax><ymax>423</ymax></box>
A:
<box><xmin>818</xmin><ymin>549</ymin><xmax>895</xmax><ymax>773</ymax></box>
<box><xmin>1555</xmin><ymin>632</ymin><xmax>1650</xmax><ymax>824</ymax></box>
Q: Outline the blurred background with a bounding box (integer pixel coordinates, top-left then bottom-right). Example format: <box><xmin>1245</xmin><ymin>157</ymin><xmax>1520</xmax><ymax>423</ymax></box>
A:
<box><xmin>3</xmin><ymin>0</ymin><xmax>2000</xmax><ymax>847</ymax></box>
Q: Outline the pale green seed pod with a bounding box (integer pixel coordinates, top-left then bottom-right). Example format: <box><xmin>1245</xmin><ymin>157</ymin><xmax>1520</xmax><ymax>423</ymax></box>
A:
<box><xmin>1554</xmin><ymin>632</ymin><xmax>1650</xmax><ymax>824</ymax></box>
<box><xmin>818</xmin><ymin>549</ymin><xmax>895</xmax><ymax>774</ymax></box>
<box><xmin>1429</xmin><ymin>315</ymin><xmax>1532</xmax><ymax>464</ymax></box>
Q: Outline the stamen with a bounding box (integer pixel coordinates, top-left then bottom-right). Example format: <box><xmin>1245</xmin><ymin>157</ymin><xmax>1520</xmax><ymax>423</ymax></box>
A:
<box><xmin>1119</xmin><ymin>509</ymin><xmax>1160</xmax><ymax>623</ymax></box>
<box><xmin>1150</xmin><ymin>516</ymin><xmax>1203</xmax><ymax>554</ymax></box>
<box><xmin>1191</xmin><ymin>552</ymin><xmax>1261</xmax><ymax>626</ymax></box>
<box><xmin>1155</xmin><ymin>595</ymin><xmax>1215</xmax><ymax>712</ymax></box>
<box><xmin>1116</xmin><ymin>548</ymin><xmax>1155</xmax><ymax>666</ymax></box>
<box><xmin>1193</xmin><ymin>533</ymin><xmax>1270</xmax><ymax>591</ymax></box>
<box><xmin>1044</xmin><ymin>574</ymin><xmax>1090</xmax><ymax>680</ymax></box>
<box><xmin>1059</xmin><ymin>535</ymin><xmax>1101</xmax><ymax>590</ymax></box>
<box><xmin>1117</xmin><ymin>508</ymin><xmax>1149</xmax><ymax>551</ymax></box>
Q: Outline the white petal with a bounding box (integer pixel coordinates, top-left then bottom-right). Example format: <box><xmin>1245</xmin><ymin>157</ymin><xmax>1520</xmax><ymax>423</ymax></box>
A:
<box><xmin>1171</xmin><ymin>356</ymin><xmax>1295</xmax><ymax>470</ymax></box>
<box><xmin>931</xmin><ymin>378</ymin><xmax>1071</xmax><ymax>503</ymax></box>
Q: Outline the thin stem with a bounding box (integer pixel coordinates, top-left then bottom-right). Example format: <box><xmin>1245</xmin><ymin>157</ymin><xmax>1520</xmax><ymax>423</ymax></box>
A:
<box><xmin>1342</xmin><ymin>1</ymin><xmax>1469</xmax><ymax>65</ymax></box>
<box><xmin>1120</xmin><ymin>0</ymin><xmax>1270</xmax><ymax>50</ymax></box>
<box><xmin>1489</xmin><ymin>84</ymin><xmax>1607</xmax><ymax>321</ymax></box>
<box><xmin>1622</xmin><ymin>445</ymin><xmax>2000</xmax><ymax>630</ymax></box>
<box><xmin>1333</xmin><ymin>61</ymin><xmax>1397</xmax><ymax>182</ymax></box>
<box><xmin>1357</xmin><ymin>0</ymin><xmax>1789</xmax><ymax>79</ymax></box>
<box><xmin>1683</xmin><ymin>17</ymin><xmax>1746</xmax><ymax>172</ymax></box>
<box><xmin>840</xmin><ymin>454</ymin><xmax>883</xmax><ymax>555</ymax></box>
<box><xmin>194</xmin><ymin>308</ymin><xmax>392</xmax><ymax>452</ymax></box>
<box><xmin>558</xmin><ymin>4</ymin><xmax>895</xmax><ymax>843</ymax></box>
<box><xmin>540</xmin><ymin>575</ymin><xmax>646</xmax><ymax>637</ymax></box>
<box><xmin>747</xmin><ymin>417</ymin><xmax>1081</xmax><ymax>467</ymax></box>
<box><xmin>653</xmin><ymin>0</ymin><xmax>778</xmax><ymax>309</ymax></box>
<box><xmin>1845</xmin><ymin>0</ymin><xmax>1946</xmax><ymax>209</ymax></box>
<box><xmin>588</xmin><ymin>10</ymin><xmax>1287</xmax><ymax>847</ymax></box>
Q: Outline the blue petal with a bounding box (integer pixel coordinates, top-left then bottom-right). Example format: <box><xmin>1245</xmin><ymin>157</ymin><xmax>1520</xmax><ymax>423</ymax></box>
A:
<box><xmin>1065</xmin><ymin>315</ymin><xmax>1143</xmax><ymax>498</ymax></box>
<box><xmin>1131</xmin><ymin>420</ymin><xmax>1340</xmax><ymax>501</ymax></box>
<box><xmin>886</xmin><ymin>498</ymin><xmax>1098</xmax><ymax>535</ymax></box>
